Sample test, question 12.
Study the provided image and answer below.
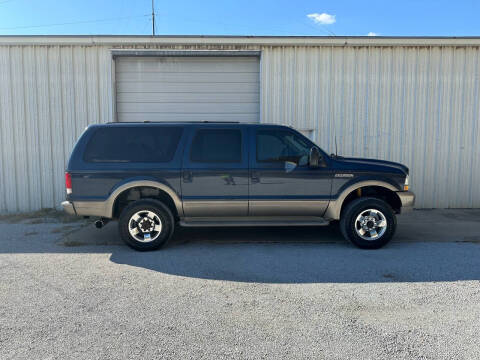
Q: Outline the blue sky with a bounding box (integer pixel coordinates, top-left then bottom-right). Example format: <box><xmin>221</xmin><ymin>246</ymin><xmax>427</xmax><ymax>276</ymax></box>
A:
<box><xmin>0</xmin><ymin>0</ymin><xmax>478</xmax><ymax>36</ymax></box>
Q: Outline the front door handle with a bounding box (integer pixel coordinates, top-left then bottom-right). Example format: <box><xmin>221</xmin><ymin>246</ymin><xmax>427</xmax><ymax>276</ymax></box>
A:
<box><xmin>251</xmin><ymin>171</ymin><xmax>260</xmax><ymax>184</ymax></box>
<box><xmin>183</xmin><ymin>171</ymin><xmax>193</xmax><ymax>183</ymax></box>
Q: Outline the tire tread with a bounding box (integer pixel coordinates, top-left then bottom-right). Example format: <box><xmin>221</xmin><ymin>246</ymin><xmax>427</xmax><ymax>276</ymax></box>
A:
<box><xmin>340</xmin><ymin>197</ymin><xmax>396</xmax><ymax>249</ymax></box>
<box><xmin>118</xmin><ymin>199</ymin><xmax>174</xmax><ymax>251</ymax></box>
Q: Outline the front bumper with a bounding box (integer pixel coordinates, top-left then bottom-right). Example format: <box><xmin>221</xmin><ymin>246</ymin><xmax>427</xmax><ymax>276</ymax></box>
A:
<box><xmin>397</xmin><ymin>191</ymin><xmax>415</xmax><ymax>213</ymax></box>
<box><xmin>61</xmin><ymin>201</ymin><xmax>76</xmax><ymax>216</ymax></box>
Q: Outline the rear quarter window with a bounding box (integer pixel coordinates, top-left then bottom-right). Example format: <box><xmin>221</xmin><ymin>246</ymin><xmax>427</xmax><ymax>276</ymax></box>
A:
<box><xmin>83</xmin><ymin>126</ymin><xmax>183</xmax><ymax>163</ymax></box>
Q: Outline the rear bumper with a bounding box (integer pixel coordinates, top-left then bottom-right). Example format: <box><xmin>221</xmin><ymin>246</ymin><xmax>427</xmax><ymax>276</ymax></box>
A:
<box><xmin>397</xmin><ymin>191</ymin><xmax>415</xmax><ymax>213</ymax></box>
<box><xmin>61</xmin><ymin>201</ymin><xmax>76</xmax><ymax>216</ymax></box>
<box><xmin>61</xmin><ymin>200</ymin><xmax>108</xmax><ymax>218</ymax></box>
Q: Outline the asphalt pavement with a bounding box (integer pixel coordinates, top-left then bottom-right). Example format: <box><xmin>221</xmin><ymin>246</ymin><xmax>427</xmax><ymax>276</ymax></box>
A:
<box><xmin>0</xmin><ymin>209</ymin><xmax>479</xmax><ymax>359</ymax></box>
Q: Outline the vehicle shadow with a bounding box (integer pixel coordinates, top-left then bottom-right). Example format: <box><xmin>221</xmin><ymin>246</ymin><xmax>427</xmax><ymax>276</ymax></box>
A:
<box><xmin>107</xmin><ymin>219</ymin><xmax>480</xmax><ymax>284</ymax></box>
<box><xmin>2</xmin><ymin>209</ymin><xmax>480</xmax><ymax>284</ymax></box>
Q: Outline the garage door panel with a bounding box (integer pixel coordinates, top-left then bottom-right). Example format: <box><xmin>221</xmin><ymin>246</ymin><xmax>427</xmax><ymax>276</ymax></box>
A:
<box><xmin>117</xmin><ymin>81</ymin><xmax>259</xmax><ymax>93</ymax></box>
<box><xmin>117</xmin><ymin>112</ymin><xmax>259</xmax><ymax>122</ymax></box>
<box><xmin>116</xmin><ymin>57</ymin><xmax>259</xmax><ymax>73</ymax></box>
<box><xmin>117</xmin><ymin>102</ymin><xmax>259</xmax><ymax>114</ymax></box>
<box><xmin>117</xmin><ymin>92</ymin><xmax>259</xmax><ymax>103</ymax></box>
<box><xmin>117</xmin><ymin>71</ymin><xmax>259</xmax><ymax>83</ymax></box>
<box><xmin>116</xmin><ymin>56</ymin><xmax>260</xmax><ymax>123</ymax></box>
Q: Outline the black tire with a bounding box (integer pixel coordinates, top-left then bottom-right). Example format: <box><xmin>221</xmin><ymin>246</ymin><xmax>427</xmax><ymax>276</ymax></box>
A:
<box><xmin>118</xmin><ymin>199</ymin><xmax>174</xmax><ymax>251</ymax></box>
<box><xmin>339</xmin><ymin>197</ymin><xmax>396</xmax><ymax>249</ymax></box>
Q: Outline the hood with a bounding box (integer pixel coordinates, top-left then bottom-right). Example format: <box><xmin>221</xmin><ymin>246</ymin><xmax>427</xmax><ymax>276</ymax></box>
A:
<box><xmin>333</xmin><ymin>156</ymin><xmax>409</xmax><ymax>175</ymax></box>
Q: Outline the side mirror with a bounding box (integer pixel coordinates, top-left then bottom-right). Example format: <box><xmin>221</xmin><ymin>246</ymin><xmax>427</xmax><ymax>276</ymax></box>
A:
<box><xmin>309</xmin><ymin>147</ymin><xmax>321</xmax><ymax>168</ymax></box>
<box><xmin>285</xmin><ymin>161</ymin><xmax>297</xmax><ymax>173</ymax></box>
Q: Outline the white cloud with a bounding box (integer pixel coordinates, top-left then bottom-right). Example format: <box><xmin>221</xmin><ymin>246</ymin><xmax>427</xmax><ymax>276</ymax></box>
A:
<box><xmin>307</xmin><ymin>13</ymin><xmax>336</xmax><ymax>25</ymax></box>
<box><xmin>367</xmin><ymin>32</ymin><xmax>379</xmax><ymax>36</ymax></box>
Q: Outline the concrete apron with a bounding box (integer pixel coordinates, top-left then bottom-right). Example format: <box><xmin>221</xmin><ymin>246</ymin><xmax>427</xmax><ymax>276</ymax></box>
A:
<box><xmin>64</xmin><ymin>209</ymin><xmax>480</xmax><ymax>246</ymax></box>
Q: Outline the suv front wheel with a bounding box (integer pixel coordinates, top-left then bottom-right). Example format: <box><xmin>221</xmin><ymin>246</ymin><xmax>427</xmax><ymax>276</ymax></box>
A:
<box><xmin>340</xmin><ymin>197</ymin><xmax>397</xmax><ymax>249</ymax></box>
<box><xmin>118</xmin><ymin>199</ymin><xmax>174</xmax><ymax>251</ymax></box>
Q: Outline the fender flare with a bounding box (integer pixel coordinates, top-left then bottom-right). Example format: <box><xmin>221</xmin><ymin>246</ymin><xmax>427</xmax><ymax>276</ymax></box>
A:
<box><xmin>105</xmin><ymin>180</ymin><xmax>183</xmax><ymax>218</ymax></box>
<box><xmin>324</xmin><ymin>180</ymin><xmax>399</xmax><ymax>220</ymax></box>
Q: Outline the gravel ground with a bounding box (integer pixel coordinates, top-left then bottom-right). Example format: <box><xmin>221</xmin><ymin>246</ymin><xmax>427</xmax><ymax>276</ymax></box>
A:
<box><xmin>0</xmin><ymin>209</ymin><xmax>479</xmax><ymax>359</ymax></box>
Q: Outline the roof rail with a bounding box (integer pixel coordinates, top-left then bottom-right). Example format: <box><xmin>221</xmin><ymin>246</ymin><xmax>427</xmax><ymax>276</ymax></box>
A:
<box><xmin>105</xmin><ymin>120</ymin><xmax>241</xmax><ymax>124</ymax></box>
<box><xmin>199</xmin><ymin>120</ymin><xmax>240</xmax><ymax>123</ymax></box>
<box><xmin>104</xmin><ymin>120</ymin><xmax>245</xmax><ymax>124</ymax></box>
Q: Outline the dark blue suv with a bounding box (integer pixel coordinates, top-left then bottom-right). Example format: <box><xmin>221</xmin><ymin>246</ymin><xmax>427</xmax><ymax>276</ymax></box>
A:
<box><xmin>62</xmin><ymin>122</ymin><xmax>414</xmax><ymax>250</ymax></box>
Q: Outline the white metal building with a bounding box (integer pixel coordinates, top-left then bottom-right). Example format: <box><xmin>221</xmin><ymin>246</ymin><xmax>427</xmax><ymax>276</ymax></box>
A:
<box><xmin>0</xmin><ymin>35</ymin><xmax>479</xmax><ymax>213</ymax></box>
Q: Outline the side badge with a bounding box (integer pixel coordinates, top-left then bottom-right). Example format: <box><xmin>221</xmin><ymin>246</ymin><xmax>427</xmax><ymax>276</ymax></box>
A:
<box><xmin>335</xmin><ymin>173</ymin><xmax>354</xmax><ymax>178</ymax></box>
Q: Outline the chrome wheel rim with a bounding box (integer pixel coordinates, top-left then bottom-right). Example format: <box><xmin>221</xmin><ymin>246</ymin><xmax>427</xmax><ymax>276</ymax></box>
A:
<box><xmin>354</xmin><ymin>209</ymin><xmax>387</xmax><ymax>241</ymax></box>
<box><xmin>128</xmin><ymin>210</ymin><xmax>162</xmax><ymax>242</ymax></box>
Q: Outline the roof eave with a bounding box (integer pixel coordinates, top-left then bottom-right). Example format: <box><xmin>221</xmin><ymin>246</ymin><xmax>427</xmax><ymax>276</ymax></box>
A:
<box><xmin>1</xmin><ymin>35</ymin><xmax>480</xmax><ymax>47</ymax></box>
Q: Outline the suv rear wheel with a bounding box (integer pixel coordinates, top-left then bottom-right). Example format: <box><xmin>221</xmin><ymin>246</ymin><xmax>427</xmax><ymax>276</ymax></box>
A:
<box><xmin>340</xmin><ymin>197</ymin><xmax>396</xmax><ymax>249</ymax></box>
<box><xmin>118</xmin><ymin>199</ymin><xmax>174</xmax><ymax>251</ymax></box>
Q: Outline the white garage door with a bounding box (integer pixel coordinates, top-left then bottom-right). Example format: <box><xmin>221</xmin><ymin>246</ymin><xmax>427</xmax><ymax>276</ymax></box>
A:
<box><xmin>115</xmin><ymin>56</ymin><xmax>260</xmax><ymax>122</ymax></box>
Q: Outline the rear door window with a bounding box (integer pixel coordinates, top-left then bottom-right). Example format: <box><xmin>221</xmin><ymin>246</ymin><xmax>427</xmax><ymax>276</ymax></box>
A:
<box><xmin>84</xmin><ymin>126</ymin><xmax>183</xmax><ymax>163</ymax></box>
<box><xmin>190</xmin><ymin>129</ymin><xmax>242</xmax><ymax>163</ymax></box>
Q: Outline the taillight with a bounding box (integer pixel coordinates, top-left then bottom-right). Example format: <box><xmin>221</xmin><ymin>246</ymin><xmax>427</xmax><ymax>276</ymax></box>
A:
<box><xmin>65</xmin><ymin>172</ymin><xmax>72</xmax><ymax>194</ymax></box>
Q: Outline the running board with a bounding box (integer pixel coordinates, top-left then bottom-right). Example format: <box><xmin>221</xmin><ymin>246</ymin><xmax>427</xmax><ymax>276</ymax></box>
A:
<box><xmin>179</xmin><ymin>217</ymin><xmax>330</xmax><ymax>227</ymax></box>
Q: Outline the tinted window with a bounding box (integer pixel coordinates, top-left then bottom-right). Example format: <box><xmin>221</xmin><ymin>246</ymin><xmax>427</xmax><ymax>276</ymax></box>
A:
<box><xmin>84</xmin><ymin>126</ymin><xmax>183</xmax><ymax>163</ymax></box>
<box><xmin>256</xmin><ymin>130</ymin><xmax>310</xmax><ymax>165</ymax></box>
<box><xmin>190</xmin><ymin>129</ymin><xmax>242</xmax><ymax>163</ymax></box>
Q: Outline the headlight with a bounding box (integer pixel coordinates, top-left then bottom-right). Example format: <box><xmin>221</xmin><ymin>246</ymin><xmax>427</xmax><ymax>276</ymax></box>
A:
<box><xmin>404</xmin><ymin>175</ymin><xmax>409</xmax><ymax>191</ymax></box>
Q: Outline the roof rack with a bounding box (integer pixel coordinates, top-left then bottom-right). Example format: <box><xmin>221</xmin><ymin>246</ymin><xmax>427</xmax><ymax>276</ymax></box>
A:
<box><xmin>105</xmin><ymin>121</ymin><xmax>241</xmax><ymax>124</ymax></box>
<box><xmin>142</xmin><ymin>120</ymin><xmax>240</xmax><ymax>124</ymax></box>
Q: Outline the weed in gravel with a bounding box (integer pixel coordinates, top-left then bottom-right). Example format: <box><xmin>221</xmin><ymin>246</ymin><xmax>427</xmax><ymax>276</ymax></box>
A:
<box><xmin>62</xmin><ymin>240</ymin><xmax>87</xmax><ymax>247</ymax></box>
<box><xmin>382</xmin><ymin>273</ymin><xmax>397</xmax><ymax>280</ymax></box>
<box><xmin>0</xmin><ymin>208</ymin><xmax>88</xmax><ymax>224</ymax></box>
<box><xmin>24</xmin><ymin>231</ymin><xmax>39</xmax><ymax>236</ymax></box>
<box><xmin>51</xmin><ymin>225</ymin><xmax>80</xmax><ymax>234</ymax></box>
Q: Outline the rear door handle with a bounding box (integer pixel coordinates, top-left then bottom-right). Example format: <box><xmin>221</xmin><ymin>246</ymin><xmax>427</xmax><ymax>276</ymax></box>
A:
<box><xmin>183</xmin><ymin>171</ymin><xmax>193</xmax><ymax>183</ymax></box>
<box><xmin>251</xmin><ymin>171</ymin><xmax>259</xmax><ymax>184</ymax></box>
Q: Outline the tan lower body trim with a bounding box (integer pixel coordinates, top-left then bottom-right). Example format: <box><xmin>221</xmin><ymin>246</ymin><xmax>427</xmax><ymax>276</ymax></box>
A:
<box><xmin>249</xmin><ymin>200</ymin><xmax>329</xmax><ymax>216</ymax></box>
<box><xmin>183</xmin><ymin>200</ymin><xmax>248</xmax><ymax>217</ymax></box>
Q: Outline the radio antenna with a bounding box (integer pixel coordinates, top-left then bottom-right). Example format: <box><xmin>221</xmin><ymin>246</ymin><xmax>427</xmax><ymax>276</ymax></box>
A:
<box><xmin>335</xmin><ymin>134</ymin><xmax>338</xmax><ymax>157</ymax></box>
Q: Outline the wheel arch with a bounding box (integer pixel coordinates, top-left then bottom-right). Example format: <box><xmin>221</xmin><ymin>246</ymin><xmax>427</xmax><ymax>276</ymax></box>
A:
<box><xmin>325</xmin><ymin>180</ymin><xmax>400</xmax><ymax>220</ymax></box>
<box><xmin>105</xmin><ymin>180</ymin><xmax>183</xmax><ymax>219</ymax></box>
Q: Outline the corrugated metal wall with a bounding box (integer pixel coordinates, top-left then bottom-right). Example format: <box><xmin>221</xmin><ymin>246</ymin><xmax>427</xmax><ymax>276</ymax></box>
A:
<box><xmin>261</xmin><ymin>46</ymin><xmax>480</xmax><ymax>208</ymax></box>
<box><xmin>0</xmin><ymin>45</ymin><xmax>113</xmax><ymax>213</ymax></box>
<box><xmin>0</xmin><ymin>41</ymin><xmax>479</xmax><ymax>212</ymax></box>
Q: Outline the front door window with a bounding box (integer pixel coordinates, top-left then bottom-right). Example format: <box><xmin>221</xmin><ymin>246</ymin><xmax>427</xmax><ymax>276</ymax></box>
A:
<box><xmin>256</xmin><ymin>130</ymin><xmax>310</xmax><ymax>166</ymax></box>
